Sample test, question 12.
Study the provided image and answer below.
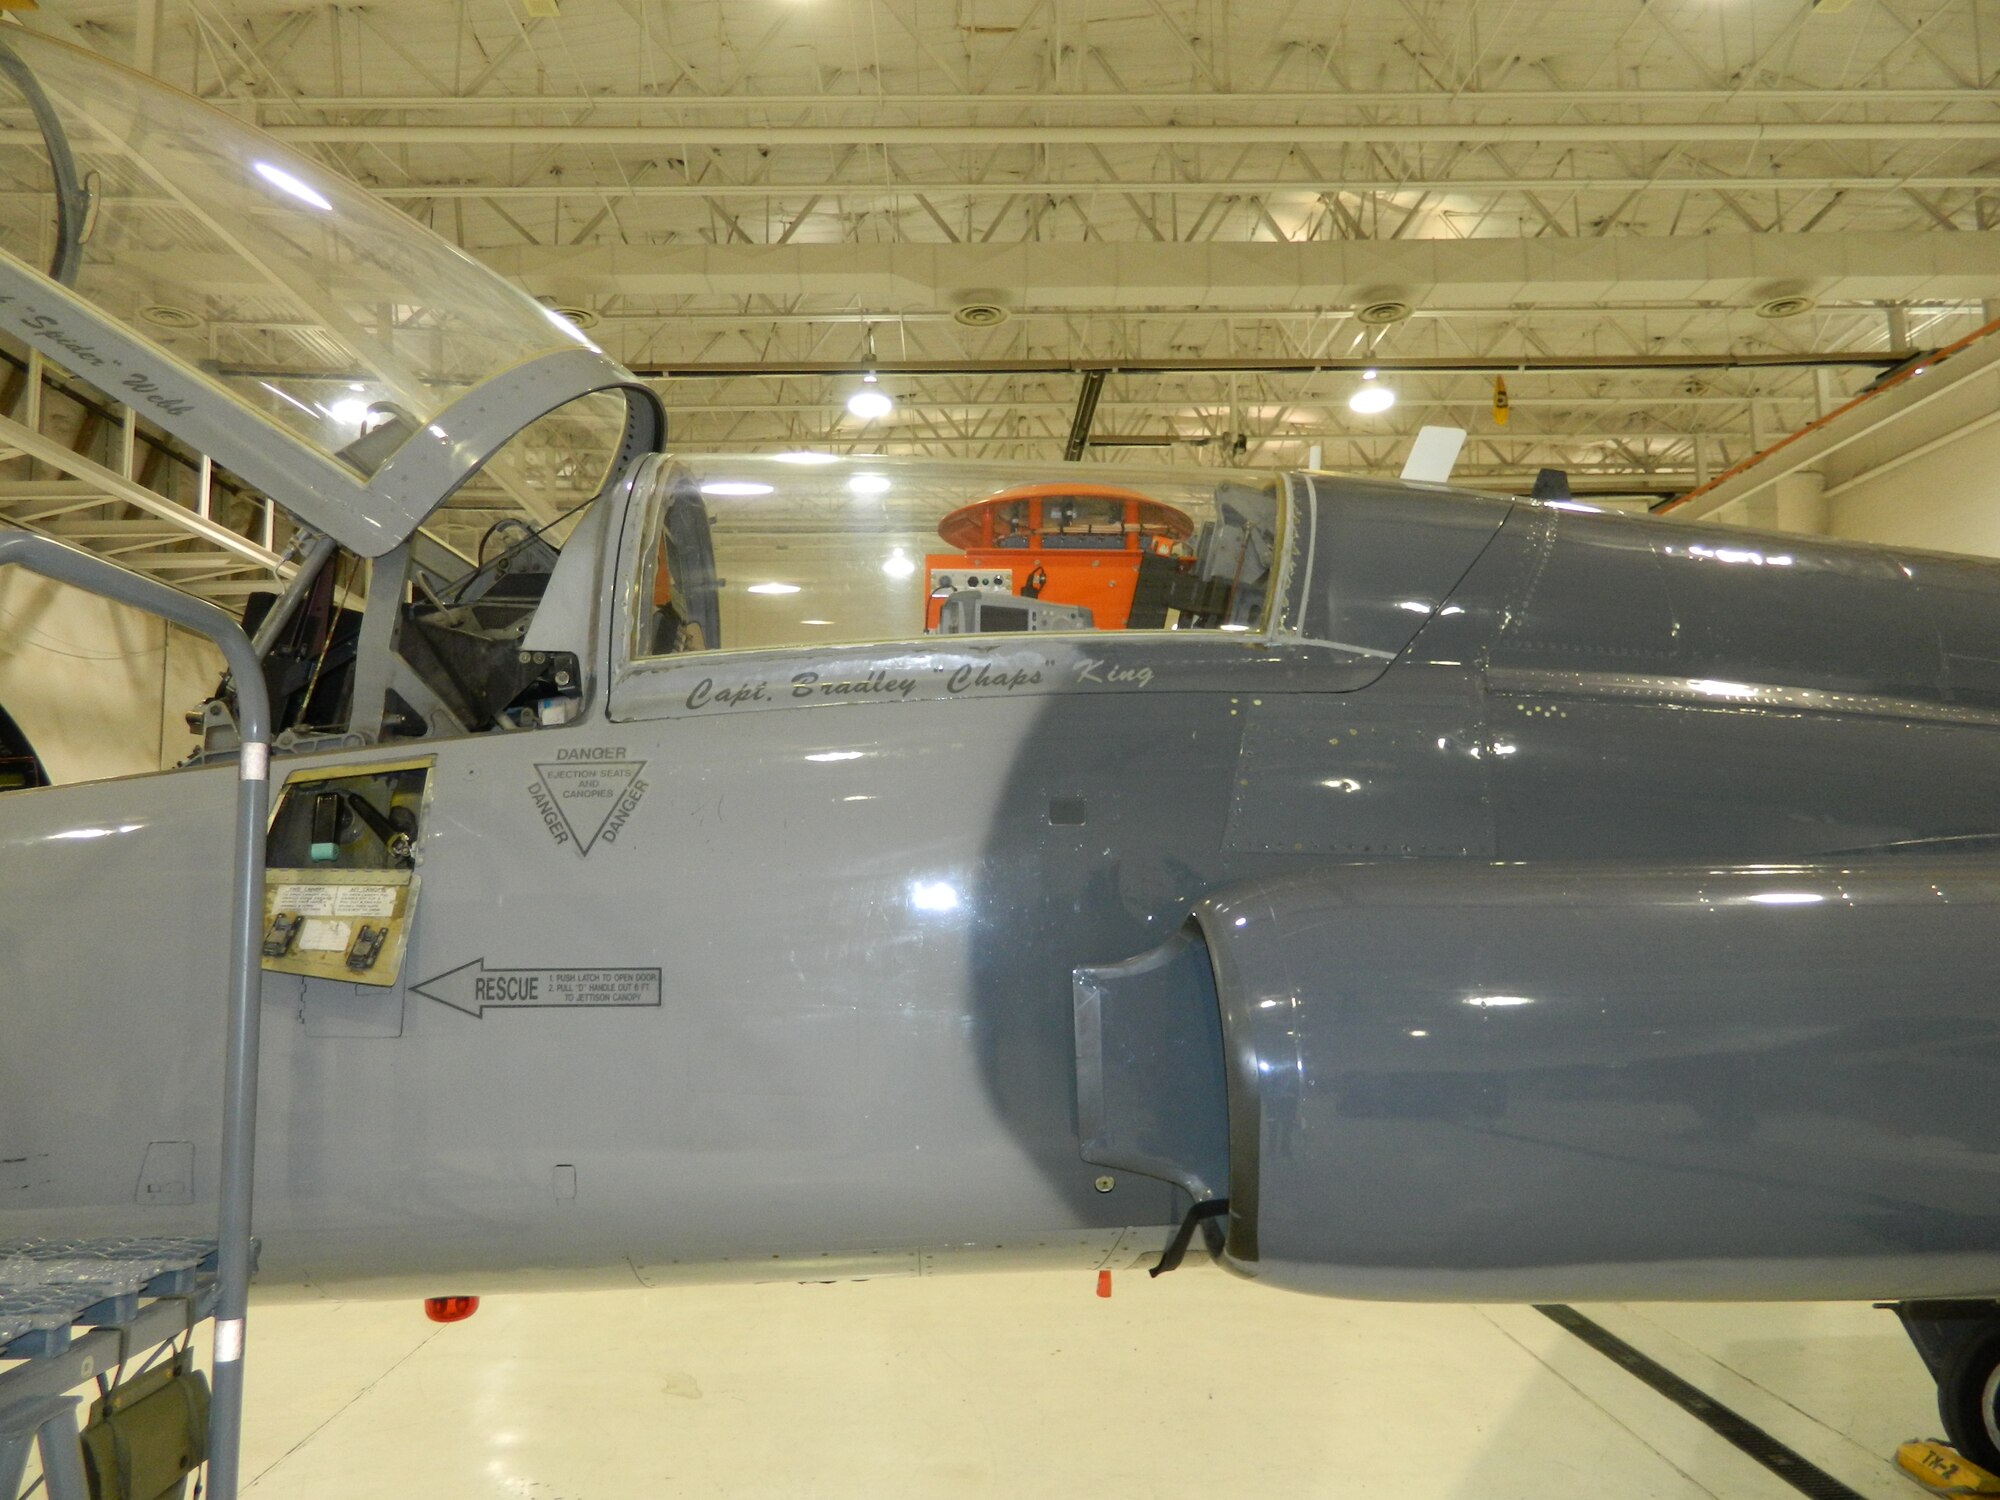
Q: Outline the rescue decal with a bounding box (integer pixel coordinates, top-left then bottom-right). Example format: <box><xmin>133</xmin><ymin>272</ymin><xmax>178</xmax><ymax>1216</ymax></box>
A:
<box><xmin>411</xmin><ymin>960</ymin><xmax>663</xmax><ymax>1018</ymax></box>
<box><xmin>528</xmin><ymin>747</ymin><xmax>650</xmax><ymax>856</ymax></box>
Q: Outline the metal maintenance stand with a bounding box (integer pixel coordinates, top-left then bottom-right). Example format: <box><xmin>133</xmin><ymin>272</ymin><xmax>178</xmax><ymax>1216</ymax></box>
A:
<box><xmin>0</xmin><ymin>1238</ymin><xmax>221</xmax><ymax>1498</ymax></box>
<box><xmin>0</xmin><ymin>534</ymin><xmax>271</xmax><ymax>1500</ymax></box>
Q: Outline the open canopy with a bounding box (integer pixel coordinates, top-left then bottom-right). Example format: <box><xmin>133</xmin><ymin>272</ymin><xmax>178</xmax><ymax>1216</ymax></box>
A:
<box><xmin>0</xmin><ymin>28</ymin><xmax>658</xmax><ymax>556</ymax></box>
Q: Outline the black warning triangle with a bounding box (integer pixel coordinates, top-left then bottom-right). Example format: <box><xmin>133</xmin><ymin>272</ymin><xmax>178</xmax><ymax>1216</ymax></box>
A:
<box><xmin>531</xmin><ymin>760</ymin><xmax>646</xmax><ymax>856</ymax></box>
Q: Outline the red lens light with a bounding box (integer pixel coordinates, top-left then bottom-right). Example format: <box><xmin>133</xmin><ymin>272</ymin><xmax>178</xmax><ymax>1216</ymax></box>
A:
<box><xmin>424</xmin><ymin>1295</ymin><xmax>479</xmax><ymax>1323</ymax></box>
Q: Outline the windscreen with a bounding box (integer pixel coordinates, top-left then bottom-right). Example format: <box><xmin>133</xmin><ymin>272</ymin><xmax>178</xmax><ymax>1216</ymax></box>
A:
<box><xmin>634</xmin><ymin>454</ymin><xmax>1281</xmax><ymax>660</ymax></box>
<box><xmin>0</xmin><ymin>29</ymin><xmax>607</xmax><ymax>473</ymax></box>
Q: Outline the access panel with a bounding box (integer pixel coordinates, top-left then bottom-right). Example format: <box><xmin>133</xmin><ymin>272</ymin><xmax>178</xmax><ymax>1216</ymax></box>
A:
<box><xmin>260</xmin><ymin>759</ymin><xmax>430</xmax><ymax>988</ymax></box>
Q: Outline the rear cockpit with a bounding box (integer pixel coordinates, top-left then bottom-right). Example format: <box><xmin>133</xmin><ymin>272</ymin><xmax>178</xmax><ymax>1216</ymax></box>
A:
<box><xmin>630</xmin><ymin>455</ymin><xmax>1285</xmax><ymax>664</ymax></box>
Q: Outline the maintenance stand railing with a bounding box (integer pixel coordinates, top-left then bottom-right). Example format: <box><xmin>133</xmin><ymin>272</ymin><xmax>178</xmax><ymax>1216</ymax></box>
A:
<box><xmin>0</xmin><ymin>533</ymin><xmax>270</xmax><ymax>1500</ymax></box>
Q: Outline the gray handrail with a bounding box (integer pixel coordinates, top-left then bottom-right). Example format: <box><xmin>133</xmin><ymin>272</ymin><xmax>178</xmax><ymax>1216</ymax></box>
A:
<box><xmin>0</xmin><ymin>532</ymin><xmax>269</xmax><ymax>1500</ymax></box>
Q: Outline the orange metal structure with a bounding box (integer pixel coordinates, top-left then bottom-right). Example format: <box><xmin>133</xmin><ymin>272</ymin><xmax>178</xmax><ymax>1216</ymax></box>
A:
<box><xmin>923</xmin><ymin>482</ymin><xmax>1195</xmax><ymax>631</ymax></box>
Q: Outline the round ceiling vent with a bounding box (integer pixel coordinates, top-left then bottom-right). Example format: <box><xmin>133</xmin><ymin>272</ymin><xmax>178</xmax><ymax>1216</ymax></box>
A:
<box><xmin>953</xmin><ymin>302</ymin><xmax>1010</xmax><ymax>328</ymax></box>
<box><xmin>139</xmin><ymin>304</ymin><xmax>201</xmax><ymax>329</ymax></box>
<box><xmin>553</xmin><ymin>305</ymin><xmax>600</xmax><ymax>330</ymax></box>
<box><xmin>1753</xmin><ymin>294</ymin><xmax>1816</xmax><ymax>320</ymax></box>
<box><xmin>1355</xmin><ymin>299</ymin><xmax>1414</xmax><ymax>326</ymax></box>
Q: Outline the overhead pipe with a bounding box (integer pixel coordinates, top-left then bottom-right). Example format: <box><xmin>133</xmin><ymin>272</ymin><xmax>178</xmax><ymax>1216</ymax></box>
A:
<box><xmin>627</xmin><ymin>351</ymin><xmax>1904</xmax><ymax>380</ymax></box>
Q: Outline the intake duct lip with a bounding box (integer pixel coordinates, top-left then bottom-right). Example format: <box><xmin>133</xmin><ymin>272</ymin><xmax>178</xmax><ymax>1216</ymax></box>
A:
<box><xmin>1191</xmin><ymin>889</ymin><xmax>1271</xmax><ymax>1267</ymax></box>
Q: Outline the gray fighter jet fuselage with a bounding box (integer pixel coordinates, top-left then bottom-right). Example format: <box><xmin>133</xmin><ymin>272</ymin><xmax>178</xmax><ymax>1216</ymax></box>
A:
<box><xmin>7</xmin><ymin>466</ymin><xmax>2000</xmax><ymax>1309</ymax></box>
<box><xmin>3</xmin><ymin>24</ymin><xmax>2000</xmax><ymax>1466</ymax></box>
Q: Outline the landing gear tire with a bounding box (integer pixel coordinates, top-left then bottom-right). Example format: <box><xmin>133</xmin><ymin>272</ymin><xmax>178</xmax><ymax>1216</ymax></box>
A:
<box><xmin>1938</xmin><ymin>1324</ymin><xmax>2000</xmax><ymax>1473</ymax></box>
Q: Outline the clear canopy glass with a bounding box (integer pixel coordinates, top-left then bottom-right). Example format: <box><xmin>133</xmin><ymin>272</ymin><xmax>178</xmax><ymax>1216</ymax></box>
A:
<box><xmin>634</xmin><ymin>455</ymin><xmax>1283</xmax><ymax>659</ymax></box>
<box><xmin>0</xmin><ymin>29</ymin><xmax>604</xmax><ymax>471</ymax></box>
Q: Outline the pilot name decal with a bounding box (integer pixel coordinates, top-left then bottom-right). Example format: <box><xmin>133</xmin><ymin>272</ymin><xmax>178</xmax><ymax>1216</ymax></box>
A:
<box><xmin>685</xmin><ymin>669</ymin><xmax>921</xmax><ymax>709</ymax></box>
<box><xmin>680</xmin><ymin>658</ymin><xmax>1068</xmax><ymax>713</ymax></box>
<box><xmin>412</xmin><ymin>959</ymin><xmax>662</xmax><ymax>1018</ymax></box>
<box><xmin>1072</xmin><ymin>659</ymin><xmax>1155</xmax><ymax>689</ymax></box>
<box><xmin>662</xmin><ymin>650</ymin><xmax>1170</xmax><ymax>717</ymax></box>
<box><xmin>0</xmin><ymin>297</ymin><xmax>198</xmax><ymax>418</ymax></box>
<box><xmin>528</xmin><ymin>747</ymin><xmax>651</xmax><ymax>856</ymax></box>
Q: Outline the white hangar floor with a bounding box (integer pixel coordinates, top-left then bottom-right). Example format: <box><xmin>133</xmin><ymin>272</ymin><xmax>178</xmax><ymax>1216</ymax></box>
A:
<box><xmin>223</xmin><ymin>1268</ymin><xmax>1931</xmax><ymax>1499</ymax></box>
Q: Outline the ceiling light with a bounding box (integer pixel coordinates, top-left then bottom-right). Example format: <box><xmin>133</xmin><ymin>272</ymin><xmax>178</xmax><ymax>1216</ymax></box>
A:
<box><xmin>1349</xmin><ymin>384</ymin><xmax>1396</xmax><ymax>415</ymax></box>
<box><xmin>847</xmin><ymin>389</ymin><xmax>894</xmax><ymax>421</ymax></box>
<box><xmin>746</xmin><ymin>582</ymin><xmax>800</xmax><ymax>595</ymax></box>
<box><xmin>773</xmin><ymin>451</ymin><xmax>840</xmax><ymax>464</ymax></box>
<box><xmin>848</xmin><ymin>472</ymin><xmax>892</xmax><ymax>496</ymax></box>
<box><xmin>800</xmin><ymin>618</ymin><xmax>834</xmax><ymax>626</ymax></box>
<box><xmin>253</xmin><ymin>160</ymin><xmax>332</xmax><ymax>212</ymax></box>
<box><xmin>328</xmin><ymin>397</ymin><xmax>369</xmax><ymax>427</ymax></box>
<box><xmin>700</xmin><ymin>481</ymin><xmax>774</xmax><ymax>497</ymax></box>
<box><xmin>882</xmin><ymin>548</ymin><xmax>916</xmax><ymax>579</ymax></box>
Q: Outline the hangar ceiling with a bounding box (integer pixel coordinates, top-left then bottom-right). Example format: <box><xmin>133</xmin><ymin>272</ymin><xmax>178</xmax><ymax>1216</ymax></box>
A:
<box><xmin>21</xmin><ymin>0</ymin><xmax>2000</xmax><ymax>509</ymax></box>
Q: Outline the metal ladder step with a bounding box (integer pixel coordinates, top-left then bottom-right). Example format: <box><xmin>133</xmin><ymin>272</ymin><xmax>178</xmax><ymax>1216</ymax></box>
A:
<box><xmin>0</xmin><ymin>1238</ymin><xmax>219</xmax><ymax>1359</ymax></box>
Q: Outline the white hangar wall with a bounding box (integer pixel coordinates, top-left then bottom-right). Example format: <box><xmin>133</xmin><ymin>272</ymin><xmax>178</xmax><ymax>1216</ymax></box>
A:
<box><xmin>1673</xmin><ymin>327</ymin><xmax>2000</xmax><ymax>560</ymax></box>
<box><xmin>0</xmin><ymin>572</ymin><xmax>220</xmax><ymax>783</ymax></box>
<box><xmin>1823</xmin><ymin>417</ymin><xmax>2000</xmax><ymax>558</ymax></box>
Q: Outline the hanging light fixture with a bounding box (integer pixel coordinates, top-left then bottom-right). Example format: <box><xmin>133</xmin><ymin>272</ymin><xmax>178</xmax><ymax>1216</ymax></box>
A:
<box><xmin>848</xmin><ymin>327</ymin><xmax>894</xmax><ymax>421</ymax></box>
<box><xmin>847</xmin><ymin>384</ymin><xmax>894</xmax><ymax>421</ymax></box>
<box><xmin>1349</xmin><ymin>369</ymin><xmax>1396</xmax><ymax>415</ymax></box>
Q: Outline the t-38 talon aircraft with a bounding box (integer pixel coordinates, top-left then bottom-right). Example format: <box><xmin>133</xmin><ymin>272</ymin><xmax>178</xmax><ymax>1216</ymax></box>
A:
<box><xmin>5</xmin><ymin>26</ymin><xmax>2000</xmax><ymax>1475</ymax></box>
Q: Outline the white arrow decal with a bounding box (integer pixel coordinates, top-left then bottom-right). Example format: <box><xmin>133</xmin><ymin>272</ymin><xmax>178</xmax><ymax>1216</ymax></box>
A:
<box><xmin>411</xmin><ymin>960</ymin><xmax>662</xmax><ymax>1018</ymax></box>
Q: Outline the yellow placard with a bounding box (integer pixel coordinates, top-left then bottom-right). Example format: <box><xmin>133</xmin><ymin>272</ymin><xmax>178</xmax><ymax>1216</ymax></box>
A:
<box><xmin>1897</xmin><ymin>1440</ymin><xmax>2000</xmax><ymax>1494</ymax></box>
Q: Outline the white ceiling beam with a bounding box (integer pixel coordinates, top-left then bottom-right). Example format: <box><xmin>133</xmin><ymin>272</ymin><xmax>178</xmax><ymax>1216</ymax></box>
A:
<box><xmin>361</xmin><ymin>175</ymin><xmax>2000</xmax><ymax>201</ymax></box>
<box><xmin>255</xmin><ymin>88</ymin><xmax>2000</xmax><ymax>110</ymax></box>
<box><xmin>476</xmin><ymin>231</ymin><xmax>2000</xmax><ymax>311</ymax></box>
<box><xmin>263</xmin><ymin>121</ymin><xmax>2000</xmax><ymax>146</ymax></box>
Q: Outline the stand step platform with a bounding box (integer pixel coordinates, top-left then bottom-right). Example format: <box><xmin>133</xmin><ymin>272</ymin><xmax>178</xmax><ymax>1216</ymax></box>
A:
<box><xmin>0</xmin><ymin>1237</ymin><xmax>229</xmax><ymax>1500</ymax></box>
<box><xmin>0</xmin><ymin>1237</ymin><xmax>219</xmax><ymax>1360</ymax></box>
